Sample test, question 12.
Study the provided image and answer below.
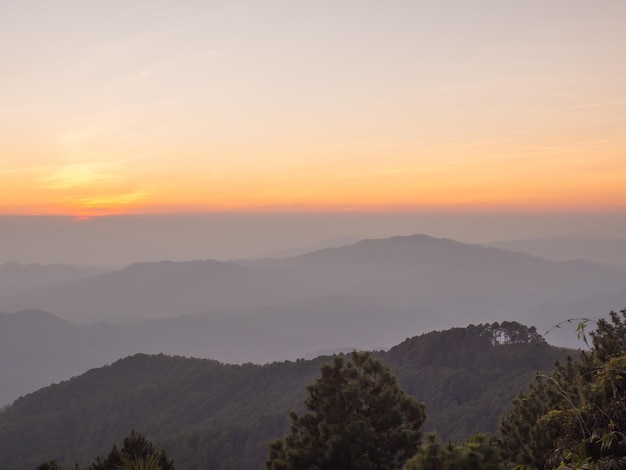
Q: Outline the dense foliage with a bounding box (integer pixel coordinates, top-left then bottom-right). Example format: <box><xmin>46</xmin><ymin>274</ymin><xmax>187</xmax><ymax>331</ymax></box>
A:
<box><xmin>267</xmin><ymin>351</ymin><xmax>425</xmax><ymax>469</ymax></box>
<box><xmin>500</xmin><ymin>308</ymin><xmax>626</xmax><ymax>469</ymax></box>
<box><xmin>404</xmin><ymin>433</ymin><xmax>510</xmax><ymax>470</ymax></box>
<box><xmin>0</xmin><ymin>322</ymin><xmax>568</xmax><ymax>469</ymax></box>
<box><xmin>388</xmin><ymin>321</ymin><xmax>566</xmax><ymax>440</ymax></box>
<box><xmin>37</xmin><ymin>431</ymin><xmax>174</xmax><ymax>470</ymax></box>
<box><xmin>86</xmin><ymin>430</ymin><xmax>175</xmax><ymax>470</ymax></box>
<box><xmin>0</xmin><ymin>355</ymin><xmax>326</xmax><ymax>470</ymax></box>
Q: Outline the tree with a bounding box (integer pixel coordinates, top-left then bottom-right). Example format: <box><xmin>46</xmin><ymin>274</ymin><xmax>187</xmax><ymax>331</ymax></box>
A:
<box><xmin>119</xmin><ymin>453</ymin><xmax>167</xmax><ymax>470</ymax></box>
<box><xmin>404</xmin><ymin>433</ymin><xmax>511</xmax><ymax>470</ymax></box>
<box><xmin>266</xmin><ymin>351</ymin><xmax>426</xmax><ymax>470</ymax></box>
<box><xmin>37</xmin><ymin>431</ymin><xmax>174</xmax><ymax>470</ymax></box>
<box><xmin>500</xmin><ymin>308</ymin><xmax>626</xmax><ymax>469</ymax></box>
<box><xmin>87</xmin><ymin>430</ymin><xmax>175</xmax><ymax>470</ymax></box>
<box><xmin>37</xmin><ymin>462</ymin><xmax>65</xmax><ymax>470</ymax></box>
<box><xmin>37</xmin><ymin>460</ymin><xmax>79</xmax><ymax>470</ymax></box>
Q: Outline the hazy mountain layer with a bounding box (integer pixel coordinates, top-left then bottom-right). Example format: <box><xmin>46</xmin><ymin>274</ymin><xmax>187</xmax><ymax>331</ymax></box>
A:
<box><xmin>2</xmin><ymin>235</ymin><xmax>625</xmax><ymax>331</ymax></box>
<box><xmin>488</xmin><ymin>235</ymin><xmax>626</xmax><ymax>269</ymax></box>
<box><xmin>5</xmin><ymin>213</ymin><xmax>623</xmax><ymax>267</ymax></box>
<box><xmin>1</xmin><ymin>234</ymin><xmax>625</xmax><ymax>405</ymax></box>
<box><xmin>0</xmin><ymin>300</ymin><xmax>442</xmax><ymax>406</ymax></box>
<box><xmin>0</xmin><ymin>262</ymin><xmax>107</xmax><ymax>296</ymax></box>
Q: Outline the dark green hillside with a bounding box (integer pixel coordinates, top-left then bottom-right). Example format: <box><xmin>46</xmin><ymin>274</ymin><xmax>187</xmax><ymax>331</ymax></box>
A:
<box><xmin>0</xmin><ymin>354</ymin><xmax>327</xmax><ymax>470</ymax></box>
<box><xmin>387</xmin><ymin>322</ymin><xmax>572</xmax><ymax>440</ymax></box>
<box><xmin>0</xmin><ymin>324</ymin><xmax>572</xmax><ymax>470</ymax></box>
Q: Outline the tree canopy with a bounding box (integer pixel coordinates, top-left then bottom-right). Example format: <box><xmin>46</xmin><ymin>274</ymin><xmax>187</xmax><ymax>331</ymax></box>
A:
<box><xmin>267</xmin><ymin>351</ymin><xmax>426</xmax><ymax>470</ymax></box>
<box><xmin>87</xmin><ymin>430</ymin><xmax>175</xmax><ymax>470</ymax></box>
<box><xmin>37</xmin><ymin>431</ymin><xmax>175</xmax><ymax>470</ymax></box>
<box><xmin>404</xmin><ymin>432</ymin><xmax>510</xmax><ymax>470</ymax></box>
<box><xmin>500</xmin><ymin>308</ymin><xmax>626</xmax><ymax>469</ymax></box>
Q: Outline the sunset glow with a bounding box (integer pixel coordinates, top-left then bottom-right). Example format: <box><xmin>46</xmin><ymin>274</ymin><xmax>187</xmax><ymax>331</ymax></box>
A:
<box><xmin>2</xmin><ymin>1</ymin><xmax>625</xmax><ymax>216</ymax></box>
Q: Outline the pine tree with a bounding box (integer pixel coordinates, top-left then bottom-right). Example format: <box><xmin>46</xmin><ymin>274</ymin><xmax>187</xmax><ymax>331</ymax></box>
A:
<box><xmin>87</xmin><ymin>430</ymin><xmax>175</xmax><ymax>470</ymax></box>
<box><xmin>404</xmin><ymin>433</ymin><xmax>510</xmax><ymax>470</ymax></box>
<box><xmin>266</xmin><ymin>351</ymin><xmax>426</xmax><ymax>470</ymax></box>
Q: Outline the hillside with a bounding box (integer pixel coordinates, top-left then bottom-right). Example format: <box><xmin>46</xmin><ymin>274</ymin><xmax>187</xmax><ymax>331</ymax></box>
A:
<box><xmin>0</xmin><ymin>323</ymin><xmax>572</xmax><ymax>470</ymax></box>
<box><xmin>0</xmin><ymin>300</ymin><xmax>441</xmax><ymax>406</ymax></box>
<box><xmin>488</xmin><ymin>235</ymin><xmax>626</xmax><ymax>270</ymax></box>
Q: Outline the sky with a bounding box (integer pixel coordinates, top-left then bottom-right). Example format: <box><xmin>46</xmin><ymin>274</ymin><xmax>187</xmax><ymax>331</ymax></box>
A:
<box><xmin>1</xmin><ymin>0</ymin><xmax>626</xmax><ymax>216</ymax></box>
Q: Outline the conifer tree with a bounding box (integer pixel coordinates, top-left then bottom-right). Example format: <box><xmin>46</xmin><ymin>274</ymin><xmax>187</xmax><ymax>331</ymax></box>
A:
<box><xmin>404</xmin><ymin>433</ymin><xmax>510</xmax><ymax>470</ymax></box>
<box><xmin>87</xmin><ymin>430</ymin><xmax>175</xmax><ymax>470</ymax></box>
<box><xmin>266</xmin><ymin>351</ymin><xmax>425</xmax><ymax>470</ymax></box>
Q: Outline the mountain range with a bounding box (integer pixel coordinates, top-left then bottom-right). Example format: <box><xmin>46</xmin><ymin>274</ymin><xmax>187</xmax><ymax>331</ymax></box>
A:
<box><xmin>2</xmin><ymin>234</ymin><xmax>625</xmax><ymax>325</ymax></box>
<box><xmin>0</xmin><ymin>262</ymin><xmax>107</xmax><ymax>297</ymax></box>
<box><xmin>488</xmin><ymin>234</ymin><xmax>626</xmax><ymax>270</ymax></box>
<box><xmin>1</xmin><ymin>234</ymin><xmax>625</xmax><ymax>405</ymax></box>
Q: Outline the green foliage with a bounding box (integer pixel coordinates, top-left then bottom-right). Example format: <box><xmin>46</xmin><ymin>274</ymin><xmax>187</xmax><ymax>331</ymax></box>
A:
<box><xmin>386</xmin><ymin>322</ymin><xmax>567</xmax><ymax>440</ymax></box>
<box><xmin>36</xmin><ymin>431</ymin><xmax>172</xmax><ymax>470</ymax></box>
<box><xmin>87</xmin><ymin>430</ymin><xmax>175</xmax><ymax>470</ymax></box>
<box><xmin>267</xmin><ymin>351</ymin><xmax>426</xmax><ymax>470</ymax></box>
<box><xmin>119</xmin><ymin>453</ymin><xmax>167</xmax><ymax>470</ymax></box>
<box><xmin>404</xmin><ymin>433</ymin><xmax>513</xmax><ymax>470</ymax></box>
<box><xmin>500</xmin><ymin>308</ymin><xmax>626</xmax><ymax>469</ymax></box>
<box><xmin>0</xmin><ymin>354</ymin><xmax>326</xmax><ymax>470</ymax></box>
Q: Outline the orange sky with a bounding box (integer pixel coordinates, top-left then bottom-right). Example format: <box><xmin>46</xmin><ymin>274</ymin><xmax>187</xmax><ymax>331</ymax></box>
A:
<box><xmin>2</xmin><ymin>1</ymin><xmax>626</xmax><ymax>216</ymax></box>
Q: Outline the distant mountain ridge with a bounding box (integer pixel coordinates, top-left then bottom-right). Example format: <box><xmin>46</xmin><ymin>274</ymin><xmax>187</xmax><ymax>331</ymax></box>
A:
<box><xmin>1</xmin><ymin>234</ymin><xmax>624</xmax><ymax>327</ymax></box>
<box><xmin>0</xmin><ymin>262</ymin><xmax>107</xmax><ymax>296</ymax></box>
<box><xmin>488</xmin><ymin>234</ymin><xmax>626</xmax><ymax>269</ymax></box>
<box><xmin>1</xmin><ymin>233</ymin><xmax>625</xmax><ymax>405</ymax></box>
<box><xmin>240</xmin><ymin>233</ymin><xmax>533</xmax><ymax>271</ymax></box>
<box><xmin>0</xmin><ymin>298</ymin><xmax>443</xmax><ymax>406</ymax></box>
<box><xmin>253</xmin><ymin>234</ymin><xmax>361</xmax><ymax>259</ymax></box>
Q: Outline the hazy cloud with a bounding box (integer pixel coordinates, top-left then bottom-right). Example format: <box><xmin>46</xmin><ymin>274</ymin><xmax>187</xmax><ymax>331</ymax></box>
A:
<box><xmin>63</xmin><ymin>190</ymin><xmax>148</xmax><ymax>209</ymax></box>
<box><xmin>43</xmin><ymin>163</ymin><xmax>117</xmax><ymax>190</ymax></box>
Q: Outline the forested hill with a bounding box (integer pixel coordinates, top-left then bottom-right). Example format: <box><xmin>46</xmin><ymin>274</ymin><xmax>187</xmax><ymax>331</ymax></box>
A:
<box><xmin>0</xmin><ymin>322</ymin><xmax>572</xmax><ymax>470</ymax></box>
<box><xmin>388</xmin><ymin>322</ymin><xmax>568</xmax><ymax>439</ymax></box>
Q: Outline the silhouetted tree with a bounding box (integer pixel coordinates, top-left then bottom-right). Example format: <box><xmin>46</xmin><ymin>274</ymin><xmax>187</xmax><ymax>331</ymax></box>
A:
<box><xmin>87</xmin><ymin>430</ymin><xmax>174</xmax><ymax>470</ymax></box>
<box><xmin>267</xmin><ymin>351</ymin><xmax>425</xmax><ymax>470</ymax></box>
<box><xmin>37</xmin><ymin>462</ymin><xmax>65</xmax><ymax>470</ymax></box>
<box><xmin>37</xmin><ymin>460</ymin><xmax>80</xmax><ymax>470</ymax></box>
